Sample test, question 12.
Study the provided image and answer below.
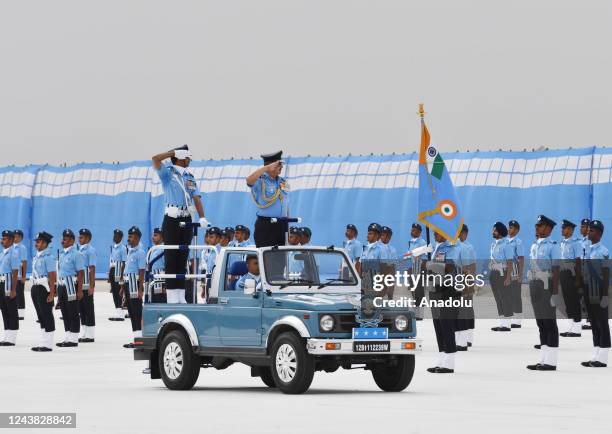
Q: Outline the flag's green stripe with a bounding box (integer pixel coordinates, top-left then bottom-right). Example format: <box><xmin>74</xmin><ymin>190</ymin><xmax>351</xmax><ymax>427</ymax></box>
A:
<box><xmin>431</xmin><ymin>154</ymin><xmax>444</xmax><ymax>179</ymax></box>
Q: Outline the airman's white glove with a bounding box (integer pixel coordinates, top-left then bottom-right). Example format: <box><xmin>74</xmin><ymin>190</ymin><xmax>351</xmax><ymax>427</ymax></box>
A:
<box><xmin>199</xmin><ymin>217</ymin><xmax>210</xmax><ymax>228</ymax></box>
<box><xmin>550</xmin><ymin>293</ymin><xmax>563</xmax><ymax>308</ymax></box>
<box><xmin>600</xmin><ymin>296</ymin><xmax>609</xmax><ymax>309</ymax></box>
<box><xmin>174</xmin><ymin>149</ymin><xmax>192</xmax><ymax>160</ymax></box>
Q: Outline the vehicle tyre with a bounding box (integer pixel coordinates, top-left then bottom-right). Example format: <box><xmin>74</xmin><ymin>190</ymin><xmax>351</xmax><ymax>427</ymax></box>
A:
<box><xmin>270</xmin><ymin>332</ymin><xmax>315</xmax><ymax>394</ymax></box>
<box><xmin>371</xmin><ymin>355</ymin><xmax>415</xmax><ymax>392</ymax></box>
<box><xmin>259</xmin><ymin>367</ymin><xmax>276</xmax><ymax>388</ymax></box>
<box><xmin>159</xmin><ymin>330</ymin><xmax>200</xmax><ymax>390</ymax></box>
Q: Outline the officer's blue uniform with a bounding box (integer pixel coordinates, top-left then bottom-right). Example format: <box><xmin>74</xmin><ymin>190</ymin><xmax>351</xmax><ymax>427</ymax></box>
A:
<box><xmin>343</xmin><ymin>238</ymin><xmax>363</xmax><ymax>263</ymax></box>
<box><xmin>157</xmin><ymin>157</ymin><xmax>202</xmax><ymax>295</ymax></box>
<box><xmin>78</xmin><ymin>241</ymin><xmax>97</xmax><ymax>335</ymax></box>
<box><xmin>489</xmin><ymin>237</ymin><xmax>515</xmax><ymax>321</ymax></box>
<box><xmin>528</xmin><ymin>233</ymin><xmax>561</xmax><ymax>359</ymax></box>
<box><xmin>31</xmin><ymin>244</ymin><xmax>57</xmax><ymax>337</ymax></box>
<box><xmin>109</xmin><ymin>240</ymin><xmax>127</xmax><ymax>314</ymax></box>
<box><xmin>457</xmin><ymin>240</ymin><xmax>476</xmax><ymax>271</ymax></box>
<box><xmin>507</xmin><ymin>235</ymin><xmax>525</xmax><ymax>318</ymax></box>
<box><xmin>362</xmin><ymin>241</ymin><xmax>385</xmax><ymax>260</ymax></box>
<box><xmin>13</xmin><ymin>240</ymin><xmax>27</xmax><ymax>314</ymax></box>
<box><xmin>583</xmin><ymin>236</ymin><xmax>611</xmax><ymax>362</ymax></box>
<box><xmin>407</xmin><ymin>237</ymin><xmax>426</xmax><ymax>270</ymax></box>
<box><xmin>125</xmin><ymin>242</ymin><xmax>146</xmax><ymax>337</ymax></box>
<box><xmin>58</xmin><ymin>244</ymin><xmax>85</xmax><ymax>341</ymax></box>
<box><xmin>0</xmin><ymin>243</ymin><xmax>21</xmax><ymax>339</ymax></box>
<box><xmin>382</xmin><ymin>243</ymin><xmax>398</xmax><ymax>260</ymax></box>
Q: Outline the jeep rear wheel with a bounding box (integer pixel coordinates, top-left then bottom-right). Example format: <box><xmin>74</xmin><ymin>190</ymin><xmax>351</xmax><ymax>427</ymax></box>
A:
<box><xmin>159</xmin><ymin>330</ymin><xmax>200</xmax><ymax>390</ymax></box>
<box><xmin>270</xmin><ymin>332</ymin><xmax>314</xmax><ymax>394</ymax></box>
<box><xmin>371</xmin><ymin>355</ymin><xmax>415</xmax><ymax>392</ymax></box>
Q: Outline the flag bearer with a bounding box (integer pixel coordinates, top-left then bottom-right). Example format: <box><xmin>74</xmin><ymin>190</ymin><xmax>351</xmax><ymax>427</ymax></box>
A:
<box><xmin>581</xmin><ymin>220</ymin><xmax>610</xmax><ymax>367</ymax></box>
<box><xmin>526</xmin><ymin>215</ymin><xmax>562</xmax><ymax>371</ymax></box>
<box><xmin>108</xmin><ymin>229</ymin><xmax>127</xmax><ymax>321</ymax></box>
<box><xmin>13</xmin><ymin>229</ymin><xmax>27</xmax><ymax>320</ymax></box>
<box><xmin>122</xmin><ymin>226</ymin><xmax>145</xmax><ymax>348</ymax></box>
<box><xmin>558</xmin><ymin>220</ymin><xmax>583</xmax><ymax>338</ymax></box>
<box><xmin>507</xmin><ymin>220</ymin><xmax>525</xmax><ymax>328</ymax></box>
<box><xmin>78</xmin><ymin>228</ymin><xmax>97</xmax><ymax>343</ymax></box>
<box><xmin>30</xmin><ymin>231</ymin><xmax>56</xmax><ymax>352</ymax></box>
<box><xmin>152</xmin><ymin>145</ymin><xmax>209</xmax><ymax>304</ymax></box>
<box><xmin>0</xmin><ymin>231</ymin><xmax>20</xmax><ymax>346</ymax></box>
<box><xmin>56</xmin><ymin>229</ymin><xmax>85</xmax><ymax>348</ymax></box>
<box><xmin>425</xmin><ymin>231</ymin><xmax>459</xmax><ymax>373</ymax></box>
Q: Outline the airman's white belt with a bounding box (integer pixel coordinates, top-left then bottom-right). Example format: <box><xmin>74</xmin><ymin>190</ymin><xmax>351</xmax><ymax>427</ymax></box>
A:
<box><xmin>0</xmin><ymin>276</ymin><xmax>5</xmax><ymax>282</ymax></box>
<box><xmin>490</xmin><ymin>263</ymin><xmax>505</xmax><ymax>275</ymax></box>
<box><xmin>165</xmin><ymin>205</ymin><xmax>190</xmax><ymax>218</ymax></box>
<box><xmin>32</xmin><ymin>277</ymin><xmax>49</xmax><ymax>285</ymax></box>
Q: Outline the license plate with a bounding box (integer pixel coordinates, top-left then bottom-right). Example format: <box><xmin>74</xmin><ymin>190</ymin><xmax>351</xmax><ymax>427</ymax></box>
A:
<box><xmin>352</xmin><ymin>327</ymin><xmax>388</xmax><ymax>339</ymax></box>
<box><xmin>353</xmin><ymin>341</ymin><xmax>390</xmax><ymax>353</ymax></box>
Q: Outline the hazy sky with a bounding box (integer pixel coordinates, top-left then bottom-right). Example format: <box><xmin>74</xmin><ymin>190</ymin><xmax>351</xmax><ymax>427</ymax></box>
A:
<box><xmin>1</xmin><ymin>0</ymin><xmax>610</xmax><ymax>166</ymax></box>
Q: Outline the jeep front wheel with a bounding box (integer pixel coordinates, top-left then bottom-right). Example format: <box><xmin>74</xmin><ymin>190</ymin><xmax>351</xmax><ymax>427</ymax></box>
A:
<box><xmin>159</xmin><ymin>330</ymin><xmax>200</xmax><ymax>390</ymax></box>
<box><xmin>371</xmin><ymin>355</ymin><xmax>415</xmax><ymax>392</ymax></box>
<box><xmin>270</xmin><ymin>332</ymin><xmax>315</xmax><ymax>394</ymax></box>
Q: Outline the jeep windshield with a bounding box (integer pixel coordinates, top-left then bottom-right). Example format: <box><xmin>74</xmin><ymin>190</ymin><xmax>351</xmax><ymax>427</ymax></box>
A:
<box><xmin>263</xmin><ymin>249</ymin><xmax>358</xmax><ymax>289</ymax></box>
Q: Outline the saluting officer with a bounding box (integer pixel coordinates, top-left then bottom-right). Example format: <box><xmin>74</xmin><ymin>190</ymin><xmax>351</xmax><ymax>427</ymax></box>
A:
<box><xmin>407</xmin><ymin>223</ymin><xmax>427</xmax><ymax>320</ymax></box>
<box><xmin>78</xmin><ymin>228</ymin><xmax>97</xmax><ymax>343</ymax></box>
<box><xmin>30</xmin><ymin>232</ymin><xmax>57</xmax><ymax>352</ymax></box>
<box><xmin>0</xmin><ymin>230</ymin><xmax>20</xmax><ymax>346</ymax></box>
<box><xmin>152</xmin><ymin>145</ymin><xmax>209</xmax><ymax>304</ymax></box>
<box><xmin>246</xmin><ymin>151</ymin><xmax>289</xmax><ymax>247</ymax></box>
<box><xmin>56</xmin><ymin>229</ymin><xmax>85</xmax><ymax>348</ymax></box>
<box><xmin>507</xmin><ymin>220</ymin><xmax>525</xmax><ymax>328</ymax></box>
<box><xmin>581</xmin><ymin>220</ymin><xmax>610</xmax><ymax>367</ymax></box>
<box><xmin>343</xmin><ymin>224</ymin><xmax>363</xmax><ymax>266</ymax></box>
<box><xmin>425</xmin><ymin>231</ymin><xmax>460</xmax><ymax>373</ymax></box>
<box><xmin>558</xmin><ymin>220</ymin><xmax>583</xmax><ymax>338</ymax></box>
<box><xmin>489</xmin><ymin>222</ymin><xmax>514</xmax><ymax>332</ymax></box>
<box><xmin>13</xmin><ymin>230</ymin><xmax>27</xmax><ymax>320</ymax></box>
<box><xmin>527</xmin><ymin>215</ymin><xmax>562</xmax><ymax>371</ymax></box>
<box><xmin>150</xmin><ymin>228</ymin><xmax>166</xmax><ymax>303</ymax></box>
<box><xmin>108</xmin><ymin>229</ymin><xmax>127</xmax><ymax>321</ymax></box>
<box><xmin>122</xmin><ymin>226</ymin><xmax>145</xmax><ymax>348</ymax></box>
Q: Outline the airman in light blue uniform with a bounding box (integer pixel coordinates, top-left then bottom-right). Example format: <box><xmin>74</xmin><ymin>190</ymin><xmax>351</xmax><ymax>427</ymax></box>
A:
<box><xmin>77</xmin><ymin>228</ymin><xmax>97</xmax><ymax>342</ymax></box>
<box><xmin>507</xmin><ymin>220</ymin><xmax>525</xmax><ymax>327</ymax></box>
<box><xmin>0</xmin><ymin>230</ymin><xmax>21</xmax><ymax>345</ymax></box>
<box><xmin>30</xmin><ymin>231</ymin><xmax>57</xmax><ymax>351</ymax></box>
<box><xmin>109</xmin><ymin>229</ymin><xmax>127</xmax><ymax>320</ymax></box>
<box><xmin>343</xmin><ymin>224</ymin><xmax>363</xmax><ymax>264</ymax></box>
<box><xmin>362</xmin><ymin>223</ymin><xmax>385</xmax><ymax>260</ymax></box>
<box><xmin>57</xmin><ymin>229</ymin><xmax>85</xmax><ymax>347</ymax></box>
<box><xmin>236</xmin><ymin>273</ymin><xmax>261</xmax><ymax>291</ymax></box>
<box><xmin>13</xmin><ymin>230</ymin><xmax>27</xmax><ymax>319</ymax></box>
<box><xmin>380</xmin><ymin>226</ymin><xmax>398</xmax><ymax>260</ymax></box>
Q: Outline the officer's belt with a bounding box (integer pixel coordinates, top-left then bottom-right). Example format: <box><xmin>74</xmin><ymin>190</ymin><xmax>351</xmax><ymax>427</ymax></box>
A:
<box><xmin>165</xmin><ymin>205</ymin><xmax>190</xmax><ymax>218</ymax></box>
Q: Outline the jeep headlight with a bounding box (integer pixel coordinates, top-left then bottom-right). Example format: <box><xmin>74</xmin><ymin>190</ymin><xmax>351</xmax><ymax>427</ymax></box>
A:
<box><xmin>394</xmin><ymin>315</ymin><xmax>409</xmax><ymax>331</ymax></box>
<box><xmin>320</xmin><ymin>315</ymin><xmax>335</xmax><ymax>332</ymax></box>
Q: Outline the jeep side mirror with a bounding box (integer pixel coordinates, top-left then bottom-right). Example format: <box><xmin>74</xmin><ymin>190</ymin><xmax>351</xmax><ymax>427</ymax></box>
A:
<box><xmin>244</xmin><ymin>279</ymin><xmax>256</xmax><ymax>295</ymax></box>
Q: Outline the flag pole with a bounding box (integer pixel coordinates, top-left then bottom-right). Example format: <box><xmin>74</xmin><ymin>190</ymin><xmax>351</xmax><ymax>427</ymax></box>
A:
<box><xmin>418</xmin><ymin>103</ymin><xmax>432</xmax><ymax>259</ymax></box>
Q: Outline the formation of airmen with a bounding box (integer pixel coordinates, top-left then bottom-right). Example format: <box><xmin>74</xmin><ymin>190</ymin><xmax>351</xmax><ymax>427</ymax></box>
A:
<box><xmin>0</xmin><ymin>146</ymin><xmax>609</xmax><ymax>378</ymax></box>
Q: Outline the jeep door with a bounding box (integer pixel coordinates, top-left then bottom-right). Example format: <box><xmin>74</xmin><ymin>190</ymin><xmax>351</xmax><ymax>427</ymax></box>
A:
<box><xmin>217</xmin><ymin>251</ymin><xmax>264</xmax><ymax>346</ymax></box>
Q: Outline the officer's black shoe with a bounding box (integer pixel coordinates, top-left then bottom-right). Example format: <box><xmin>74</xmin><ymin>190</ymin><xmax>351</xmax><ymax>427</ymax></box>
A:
<box><xmin>456</xmin><ymin>345</ymin><xmax>468</xmax><ymax>351</ymax></box>
<box><xmin>19</xmin><ymin>317</ymin><xmax>24</xmax><ymax>320</ymax></box>
<box><xmin>32</xmin><ymin>347</ymin><xmax>52</xmax><ymax>352</ymax></box>
<box><xmin>123</xmin><ymin>343</ymin><xmax>135</xmax><ymax>349</ymax></box>
<box><xmin>511</xmin><ymin>324</ymin><xmax>521</xmax><ymax>328</ymax></box>
<box><xmin>434</xmin><ymin>367</ymin><xmax>454</xmax><ymax>373</ymax></box>
<box><xmin>124</xmin><ymin>314</ymin><xmax>130</xmax><ymax>319</ymax></box>
<box><xmin>534</xmin><ymin>344</ymin><xmax>542</xmax><ymax>349</ymax></box>
<box><xmin>416</xmin><ymin>317</ymin><xmax>423</xmax><ymax>321</ymax></box>
<box><xmin>536</xmin><ymin>364</ymin><xmax>556</xmax><ymax>371</ymax></box>
<box><xmin>560</xmin><ymin>332</ymin><xmax>581</xmax><ymax>337</ymax></box>
<box><xmin>581</xmin><ymin>361</ymin><xmax>608</xmax><ymax>368</ymax></box>
<box><xmin>108</xmin><ymin>317</ymin><xmax>125</xmax><ymax>321</ymax></box>
<box><xmin>582</xmin><ymin>324</ymin><xmax>592</xmax><ymax>330</ymax></box>
<box><xmin>55</xmin><ymin>303</ymin><xmax>60</xmax><ymax>310</ymax></box>
<box><xmin>491</xmin><ymin>326</ymin><xmax>511</xmax><ymax>332</ymax></box>
<box><xmin>581</xmin><ymin>361</ymin><xmax>594</xmax><ymax>367</ymax></box>
<box><xmin>526</xmin><ymin>363</ymin><xmax>542</xmax><ymax>370</ymax></box>
<box><xmin>78</xmin><ymin>338</ymin><xmax>94</xmax><ymax>343</ymax></box>
<box><xmin>36</xmin><ymin>320</ymin><xmax>40</xmax><ymax>323</ymax></box>
<box><xmin>0</xmin><ymin>341</ymin><xmax>15</xmax><ymax>346</ymax></box>
<box><xmin>467</xmin><ymin>342</ymin><xmax>473</xmax><ymax>347</ymax></box>
<box><xmin>56</xmin><ymin>342</ymin><xmax>78</xmax><ymax>347</ymax></box>
<box><xmin>426</xmin><ymin>367</ymin><xmax>439</xmax><ymax>373</ymax></box>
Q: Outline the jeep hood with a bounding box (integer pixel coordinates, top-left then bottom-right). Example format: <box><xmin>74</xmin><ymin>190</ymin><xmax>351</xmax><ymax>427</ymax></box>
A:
<box><xmin>264</xmin><ymin>293</ymin><xmax>361</xmax><ymax>311</ymax></box>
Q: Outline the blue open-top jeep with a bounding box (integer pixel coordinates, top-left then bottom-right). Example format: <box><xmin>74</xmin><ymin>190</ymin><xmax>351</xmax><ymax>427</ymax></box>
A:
<box><xmin>135</xmin><ymin>245</ymin><xmax>422</xmax><ymax>394</ymax></box>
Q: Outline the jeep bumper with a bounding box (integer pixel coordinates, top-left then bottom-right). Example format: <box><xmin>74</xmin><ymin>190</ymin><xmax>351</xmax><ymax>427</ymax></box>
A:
<box><xmin>306</xmin><ymin>338</ymin><xmax>422</xmax><ymax>355</ymax></box>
